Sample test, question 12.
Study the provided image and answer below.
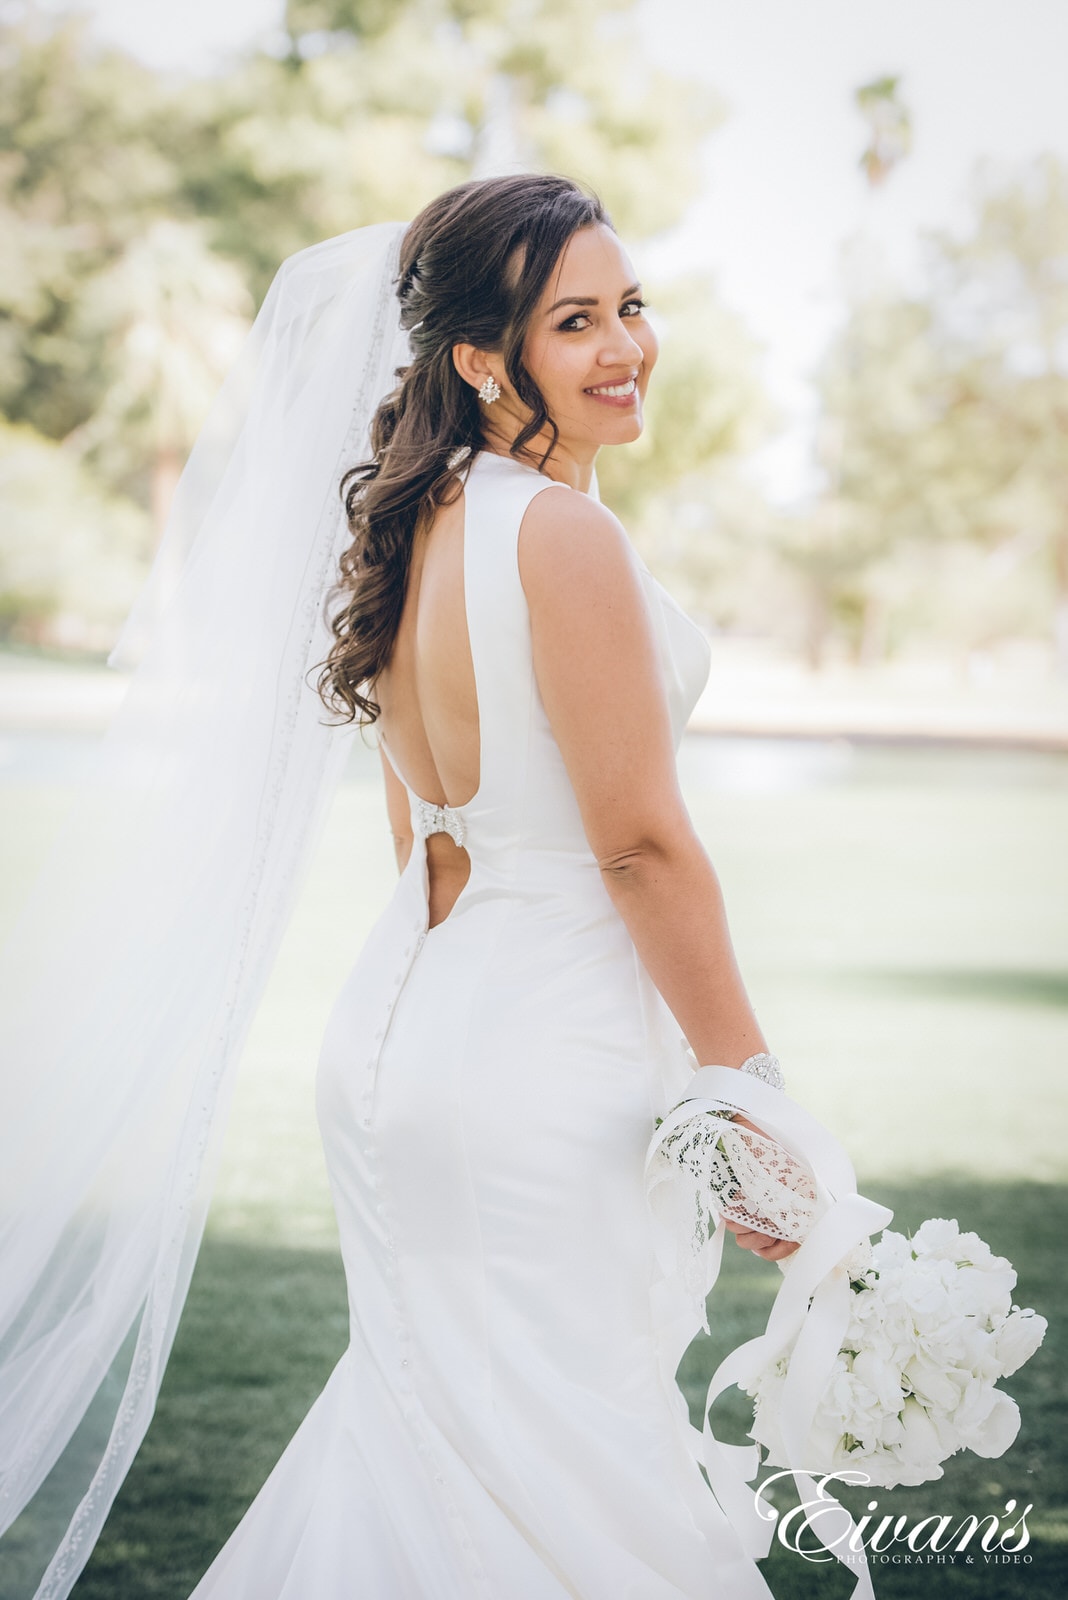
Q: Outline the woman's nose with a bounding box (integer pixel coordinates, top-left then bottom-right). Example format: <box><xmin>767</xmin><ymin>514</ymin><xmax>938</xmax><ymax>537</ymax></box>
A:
<box><xmin>597</xmin><ymin>317</ymin><xmax>644</xmax><ymax>368</ymax></box>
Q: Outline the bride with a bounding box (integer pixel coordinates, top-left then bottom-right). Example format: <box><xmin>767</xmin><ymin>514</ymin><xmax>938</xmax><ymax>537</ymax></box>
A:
<box><xmin>0</xmin><ymin>172</ymin><xmax>800</xmax><ymax>1599</ymax></box>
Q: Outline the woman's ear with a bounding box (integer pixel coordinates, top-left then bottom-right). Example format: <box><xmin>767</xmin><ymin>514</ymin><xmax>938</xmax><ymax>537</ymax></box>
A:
<box><xmin>452</xmin><ymin>342</ymin><xmax>505</xmax><ymax>397</ymax></box>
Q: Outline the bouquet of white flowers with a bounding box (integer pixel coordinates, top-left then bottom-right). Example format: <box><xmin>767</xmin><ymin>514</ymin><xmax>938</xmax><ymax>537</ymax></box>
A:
<box><xmin>644</xmin><ymin>1065</ymin><xmax>1049</xmax><ymax>1595</ymax></box>
<box><xmin>744</xmin><ymin>1217</ymin><xmax>1047</xmax><ymax>1487</ymax></box>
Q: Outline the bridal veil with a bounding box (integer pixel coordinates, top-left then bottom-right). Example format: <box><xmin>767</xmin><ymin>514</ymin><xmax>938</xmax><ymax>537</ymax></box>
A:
<box><xmin>0</xmin><ymin>220</ymin><xmax>411</xmax><ymax>1598</ymax></box>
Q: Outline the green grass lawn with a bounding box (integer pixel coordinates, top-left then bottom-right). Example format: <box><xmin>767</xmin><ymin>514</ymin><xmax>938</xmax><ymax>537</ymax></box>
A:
<box><xmin>2</xmin><ymin>731</ymin><xmax>1065</xmax><ymax>1599</ymax></box>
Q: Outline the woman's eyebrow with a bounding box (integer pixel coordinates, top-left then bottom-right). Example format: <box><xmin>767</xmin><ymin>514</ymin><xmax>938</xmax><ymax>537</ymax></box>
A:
<box><xmin>545</xmin><ymin>283</ymin><xmax>642</xmax><ymax>315</ymax></box>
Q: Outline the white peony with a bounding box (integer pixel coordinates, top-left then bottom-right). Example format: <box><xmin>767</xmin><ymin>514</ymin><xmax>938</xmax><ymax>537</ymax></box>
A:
<box><xmin>903</xmin><ymin>1353</ymin><xmax>961</xmax><ymax>1412</ymax></box>
<box><xmin>875</xmin><ymin>1229</ymin><xmax>915</xmax><ymax>1267</ymax></box>
<box><xmin>993</xmin><ymin>1308</ymin><xmax>1048</xmax><ymax>1377</ymax></box>
<box><xmin>952</xmin><ymin>1229</ymin><xmax>1000</xmax><ymax>1268</ymax></box>
<box><xmin>897</xmin><ymin>1396</ymin><xmax>943</xmax><ymax>1468</ymax></box>
<box><xmin>742</xmin><ymin>1215</ymin><xmax>1046</xmax><ymax>1491</ymax></box>
<box><xmin>962</xmin><ymin>1389</ymin><xmax>1021</xmax><ymax>1459</ymax></box>
<box><xmin>911</xmin><ymin>1217</ymin><xmax>960</xmax><ymax>1255</ymax></box>
<box><xmin>955</xmin><ymin>1324</ymin><xmax>1003</xmax><ymax>1382</ymax></box>
<box><xmin>852</xmin><ymin>1348</ymin><xmax>905</xmax><ymax>1414</ymax></box>
<box><xmin>950</xmin><ymin>1263</ymin><xmax>1016</xmax><ymax>1319</ymax></box>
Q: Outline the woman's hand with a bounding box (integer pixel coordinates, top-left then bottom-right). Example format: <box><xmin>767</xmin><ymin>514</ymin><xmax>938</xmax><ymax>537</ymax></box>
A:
<box><xmin>722</xmin><ymin>1217</ymin><xmax>800</xmax><ymax>1261</ymax></box>
<box><xmin>721</xmin><ymin>1109</ymin><xmax>802</xmax><ymax>1261</ymax></box>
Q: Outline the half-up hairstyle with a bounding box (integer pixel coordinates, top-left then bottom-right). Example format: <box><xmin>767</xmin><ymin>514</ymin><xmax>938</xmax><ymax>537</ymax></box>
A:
<box><xmin>313</xmin><ymin>172</ymin><xmax>610</xmax><ymax>726</ymax></box>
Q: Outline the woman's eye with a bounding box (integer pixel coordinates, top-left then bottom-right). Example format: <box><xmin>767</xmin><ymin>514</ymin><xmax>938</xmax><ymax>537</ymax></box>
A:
<box><xmin>557</xmin><ymin>299</ymin><xmax>647</xmax><ymax>332</ymax></box>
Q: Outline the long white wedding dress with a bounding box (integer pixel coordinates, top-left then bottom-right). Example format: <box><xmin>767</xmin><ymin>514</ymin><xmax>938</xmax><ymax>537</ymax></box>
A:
<box><xmin>188</xmin><ymin>448</ymin><xmax>776</xmax><ymax>1600</ymax></box>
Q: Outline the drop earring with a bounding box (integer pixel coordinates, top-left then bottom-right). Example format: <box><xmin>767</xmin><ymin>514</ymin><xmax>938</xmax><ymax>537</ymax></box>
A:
<box><xmin>478</xmin><ymin>376</ymin><xmax>501</xmax><ymax>405</ymax></box>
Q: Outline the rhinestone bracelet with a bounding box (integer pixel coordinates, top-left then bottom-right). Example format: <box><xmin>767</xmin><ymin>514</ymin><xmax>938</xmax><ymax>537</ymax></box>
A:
<box><xmin>738</xmin><ymin>1051</ymin><xmax>786</xmax><ymax>1091</ymax></box>
<box><xmin>704</xmin><ymin>1052</ymin><xmax>786</xmax><ymax>1118</ymax></box>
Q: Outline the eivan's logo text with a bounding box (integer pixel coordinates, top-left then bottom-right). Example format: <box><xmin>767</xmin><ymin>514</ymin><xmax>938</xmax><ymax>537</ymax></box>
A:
<box><xmin>756</xmin><ymin>1470</ymin><xmax>1033</xmax><ymax>1565</ymax></box>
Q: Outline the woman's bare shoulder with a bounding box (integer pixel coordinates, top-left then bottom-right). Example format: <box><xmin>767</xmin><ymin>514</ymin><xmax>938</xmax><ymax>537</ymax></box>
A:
<box><xmin>517</xmin><ymin>482</ymin><xmax>641</xmax><ymax>598</ymax></box>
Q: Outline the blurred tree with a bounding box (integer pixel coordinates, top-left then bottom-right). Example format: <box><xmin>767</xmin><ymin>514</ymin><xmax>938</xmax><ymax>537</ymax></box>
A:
<box><xmin>855</xmin><ymin>74</ymin><xmax>912</xmax><ymax>189</ymax></box>
<box><xmin>932</xmin><ymin>155</ymin><xmax>1068</xmax><ymax>670</ymax></box>
<box><xmin>1</xmin><ymin>0</ymin><xmax>727</xmax><ymax>430</ymax></box>
<box><xmin>770</xmin><ymin>69</ymin><xmax>922</xmax><ymax>668</ymax></box>
<box><xmin>0</xmin><ymin>9</ymin><xmax>182</xmax><ymax>437</ymax></box>
<box><xmin>170</xmin><ymin>29</ymin><xmax>468</xmax><ymax>300</ymax></box>
<box><xmin>805</xmin><ymin>156</ymin><xmax>1068</xmax><ymax>669</ymax></box>
<box><xmin>170</xmin><ymin>0</ymin><xmax>719</xmax><ymax>299</ymax></box>
<box><xmin>799</xmin><ymin>296</ymin><xmax>963</xmax><ymax>666</ymax></box>
<box><xmin>597</xmin><ymin>271</ymin><xmax>772</xmax><ymax>530</ymax></box>
<box><xmin>1</xmin><ymin>1</ymin><xmax>768</xmax><ymax>651</ymax></box>
<box><xmin>0</xmin><ymin>419</ymin><xmax>148</xmax><ymax>650</ymax></box>
<box><xmin>69</xmin><ymin>220</ymin><xmax>252</xmax><ymax>545</ymax></box>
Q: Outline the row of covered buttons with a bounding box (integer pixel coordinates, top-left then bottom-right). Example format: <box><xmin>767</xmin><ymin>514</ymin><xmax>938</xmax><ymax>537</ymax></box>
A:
<box><xmin>355</xmin><ymin>907</ymin><xmax>488</xmax><ymax>1589</ymax></box>
<box><xmin>359</xmin><ymin>925</ymin><xmax>427</xmax><ymax>1132</ymax></box>
<box><xmin>358</xmin><ymin>913</ymin><xmax>431</xmax><ymax>1395</ymax></box>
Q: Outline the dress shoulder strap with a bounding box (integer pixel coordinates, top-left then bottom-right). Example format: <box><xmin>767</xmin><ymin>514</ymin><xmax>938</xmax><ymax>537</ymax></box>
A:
<box><xmin>460</xmin><ymin>450</ymin><xmax>568</xmax><ymax>802</ymax></box>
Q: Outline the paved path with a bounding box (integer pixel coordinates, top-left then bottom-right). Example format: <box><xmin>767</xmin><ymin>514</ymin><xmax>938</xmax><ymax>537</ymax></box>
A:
<box><xmin>2</xmin><ymin>645</ymin><xmax>1066</xmax><ymax>750</ymax></box>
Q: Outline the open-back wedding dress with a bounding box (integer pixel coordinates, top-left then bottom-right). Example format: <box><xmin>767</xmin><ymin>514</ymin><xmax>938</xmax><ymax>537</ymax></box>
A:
<box><xmin>187</xmin><ymin>447</ymin><xmax>776</xmax><ymax>1599</ymax></box>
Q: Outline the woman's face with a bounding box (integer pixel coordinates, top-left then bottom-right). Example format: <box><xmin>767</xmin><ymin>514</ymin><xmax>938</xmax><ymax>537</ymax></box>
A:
<box><xmin>518</xmin><ymin>223</ymin><xmax>658</xmax><ymax>460</ymax></box>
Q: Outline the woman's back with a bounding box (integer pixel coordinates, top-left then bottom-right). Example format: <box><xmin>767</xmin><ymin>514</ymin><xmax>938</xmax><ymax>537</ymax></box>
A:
<box><xmin>375</xmin><ymin>484</ymin><xmax>482</xmax><ymax>812</ymax></box>
<box><xmin>372</xmin><ymin>451</ymin><xmax>570</xmax><ymax>927</ymax></box>
<box><xmin>289</xmin><ymin>444</ymin><xmax>776</xmax><ymax>1600</ymax></box>
<box><xmin>372</xmin><ymin>448</ymin><xmax>713</xmax><ymax>930</ymax></box>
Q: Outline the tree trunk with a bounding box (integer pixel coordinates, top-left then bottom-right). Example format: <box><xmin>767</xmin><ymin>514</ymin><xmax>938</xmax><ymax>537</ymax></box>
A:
<box><xmin>858</xmin><ymin>590</ymin><xmax>889</xmax><ymax>667</ymax></box>
<box><xmin>151</xmin><ymin>448</ymin><xmax>183</xmax><ymax>551</ymax></box>
<box><xmin>1054</xmin><ymin>530</ymin><xmax>1068</xmax><ymax>679</ymax></box>
<box><xmin>804</xmin><ymin>581</ymin><xmax>830</xmax><ymax>671</ymax></box>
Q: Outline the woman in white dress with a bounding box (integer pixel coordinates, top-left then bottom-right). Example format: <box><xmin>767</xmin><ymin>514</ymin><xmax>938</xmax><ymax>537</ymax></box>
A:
<box><xmin>184</xmin><ymin>173</ymin><xmax>799</xmax><ymax>1598</ymax></box>
<box><xmin>0</xmin><ymin>172</ymin><xmax>807</xmax><ymax>1600</ymax></box>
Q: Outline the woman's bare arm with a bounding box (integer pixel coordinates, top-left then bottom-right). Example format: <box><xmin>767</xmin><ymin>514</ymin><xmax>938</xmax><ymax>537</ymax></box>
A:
<box><xmin>520</xmin><ymin>490</ymin><xmax>798</xmax><ymax>1261</ymax></box>
<box><xmin>519</xmin><ymin>489</ymin><xmax>767</xmax><ymax>1072</ymax></box>
<box><xmin>379</xmin><ymin>746</ymin><xmax>415</xmax><ymax>873</ymax></box>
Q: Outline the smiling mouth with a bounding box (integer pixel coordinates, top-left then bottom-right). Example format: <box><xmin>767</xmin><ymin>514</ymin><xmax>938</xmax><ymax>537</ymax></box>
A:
<box><xmin>584</xmin><ymin>377</ymin><xmax>637</xmax><ymax>399</ymax></box>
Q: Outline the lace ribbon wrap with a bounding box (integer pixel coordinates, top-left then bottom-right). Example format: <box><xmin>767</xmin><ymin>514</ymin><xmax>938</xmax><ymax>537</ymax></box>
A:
<box><xmin>644</xmin><ymin>1066</ymin><xmax>894</xmax><ymax>1600</ymax></box>
<box><xmin>650</xmin><ymin>1105</ymin><xmax>873</xmax><ymax>1317</ymax></box>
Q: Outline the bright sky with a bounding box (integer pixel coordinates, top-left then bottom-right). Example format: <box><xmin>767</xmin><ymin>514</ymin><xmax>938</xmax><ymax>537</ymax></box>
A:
<box><xmin>39</xmin><ymin>0</ymin><xmax>1068</xmax><ymax>503</ymax></box>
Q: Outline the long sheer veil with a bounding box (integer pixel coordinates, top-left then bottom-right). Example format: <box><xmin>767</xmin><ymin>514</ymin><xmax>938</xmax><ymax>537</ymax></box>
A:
<box><xmin>0</xmin><ymin>219</ymin><xmax>411</xmax><ymax>1598</ymax></box>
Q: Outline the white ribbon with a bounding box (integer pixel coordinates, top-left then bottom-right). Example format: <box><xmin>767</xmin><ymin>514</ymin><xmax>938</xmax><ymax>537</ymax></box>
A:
<box><xmin>645</xmin><ymin>1066</ymin><xmax>894</xmax><ymax>1599</ymax></box>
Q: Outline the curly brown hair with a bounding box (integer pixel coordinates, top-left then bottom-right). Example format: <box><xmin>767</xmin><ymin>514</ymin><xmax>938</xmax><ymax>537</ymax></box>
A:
<box><xmin>312</xmin><ymin>173</ymin><xmax>610</xmax><ymax>726</ymax></box>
